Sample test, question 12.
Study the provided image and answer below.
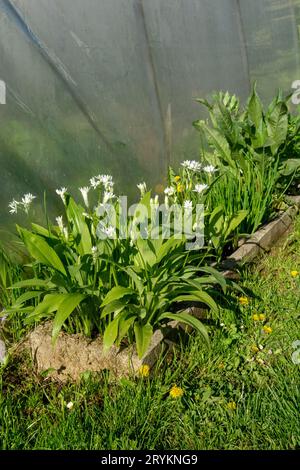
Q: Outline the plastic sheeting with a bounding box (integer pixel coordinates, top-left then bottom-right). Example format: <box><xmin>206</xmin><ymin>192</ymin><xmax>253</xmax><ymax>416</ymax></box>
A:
<box><xmin>0</xmin><ymin>0</ymin><xmax>300</xmax><ymax>226</ymax></box>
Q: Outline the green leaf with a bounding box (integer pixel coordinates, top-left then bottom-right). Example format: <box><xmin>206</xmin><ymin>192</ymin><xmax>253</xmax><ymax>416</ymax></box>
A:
<box><xmin>248</xmin><ymin>82</ymin><xmax>263</xmax><ymax>130</ymax></box>
<box><xmin>172</xmin><ymin>291</ymin><xmax>218</xmax><ymax>313</ymax></box>
<box><xmin>66</xmin><ymin>197</ymin><xmax>92</xmax><ymax>255</ymax></box>
<box><xmin>124</xmin><ymin>267</ymin><xmax>144</xmax><ymax>295</ymax></box>
<box><xmin>134</xmin><ymin>322</ymin><xmax>153</xmax><ymax>359</ymax></box>
<box><xmin>224</xmin><ymin>210</ymin><xmax>248</xmax><ymax>239</ymax></box>
<box><xmin>17</xmin><ymin>227</ymin><xmax>67</xmax><ymax>276</ymax></box>
<box><xmin>117</xmin><ymin>314</ymin><xmax>136</xmax><ymax>345</ymax></box>
<box><xmin>266</xmin><ymin>101</ymin><xmax>288</xmax><ymax>155</ymax></box>
<box><xmin>101</xmin><ymin>300</ymin><xmax>126</xmax><ymax>319</ymax></box>
<box><xmin>31</xmin><ymin>223</ymin><xmax>53</xmax><ymax>238</ymax></box>
<box><xmin>280</xmin><ymin>158</ymin><xmax>300</xmax><ymax>176</ymax></box>
<box><xmin>101</xmin><ymin>287</ymin><xmax>135</xmax><ymax>308</ymax></box>
<box><xmin>52</xmin><ymin>293</ymin><xmax>86</xmax><ymax>344</ymax></box>
<box><xmin>209</xmin><ymin>205</ymin><xmax>224</xmax><ymax>234</ymax></box>
<box><xmin>9</xmin><ymin>278</ymin><xmax>54</xmax><ymax>289</ymax></box>
<box><xmin>248</xmin><ymin>82</ymin><xmax>267</xmax><ymax>148</ymax></box>
<box><xmin>195</xmin><ymin>97</ymin><xmax>213</xmax><ymax>110</ymax></box>
<box><xmin>132</xmin><ymin>191</ymin><xmax>152</xmax><ymax>223</ymax></box>
<box><xmin>156</xmin><ymin>236</ymin><xmax>184</xmax><ymax>264</ymax></box>
<box><xmin>136</xmin><ymin>238</ymin><xmax>157</xmax><ymax>267</ymax></box>
<box><xmin>25</xmin><ymin>293</ymin><xmax>67</xmax><ymax>324</ymax></box>
<box><xmin>14</xmin><ymin>291</ymin><xmax>42</xmax><ymax>305</ymax></box>
<box><xmin>214</xmin><ymin>100</ymin><xmax>237</xmax><ymax>145</ymax></box>
<box><xmin>159</xmin><ymin>312</ymin><xmax>209</xmax><ymax>347</ymax></box>
<box><xmin>197</xmin><ymin>122</ymin><xmax>233</xmax><ymax>165</ymax></box>
<box><xmin>197</xmin><ymin>266</ymin><xmax>227</xmax><ymax>291</ymax></box>
<box><xmin>103</xmin><ymin>315</ymin><xmax>120</xmax><ymax>352</ymax></box>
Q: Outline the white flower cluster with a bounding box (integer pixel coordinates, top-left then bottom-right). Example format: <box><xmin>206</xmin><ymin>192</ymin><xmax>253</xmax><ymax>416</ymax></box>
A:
<box><xmin>181</xmin><ymin>160</ymin><xmax>217</xmax><ymax>174</ymax></box>
<box><xmin>137</xmin><ymin>182</ymin><xmax>147</xmax><ymax>197</ymax></box>
<box><xmin>89</xmin><ymin>175</ymin><xmax>116</xmax><ymax>207</ymax></box>
<box><xmin>91</xmin><ymin>245</ymin><xmax>98</xmax><ymax>264</ymax></box>
<box><xmin>56</xmin><ymin>187</ymin><xmax>68</xmax><ymax>203</ymax></box>
<box><xmin>164</xmin><ymin>187</ymin><xmax>175</xmax><ymax>196</ymax></box>
<box><xmin>55</xmin><ymin>216</ymin><xmax>69</xmax><ymax>241</ymax></box>
<box><xmin>184</xmin><ymin>200</ymin><xmax>193</xmax><ymax>210</ymax></box>
<box><xmin>181</xmin><ymin>160</ymin><xmax>202</xmax><ymax>172</ymax></box>
<box><xmin>203</xmin><ymin>165</ymin><xmax>217</xmax><ymax>174</ymax></box>
<box><xmin>193</xmin><ymin>184</ymin><xmax>208</xmax><ymax>194</ymax></box>
<box><xmin>79</xmin><ymin>187</ymin><xmax>90</xmax><ymax>208</ymax></box>
<box><xmin>9</xmin><ymin>193</ymin><xmax>36</xmax><ymax>215</ymax></box>
<box><xmin>90</xmin><ymin>174</ymin><xmax>114</xmax><ymax>191</ymax></box>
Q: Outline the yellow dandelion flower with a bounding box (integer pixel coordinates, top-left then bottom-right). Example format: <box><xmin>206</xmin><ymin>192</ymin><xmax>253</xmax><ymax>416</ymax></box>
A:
<box><xmin>291</xmin><ymin>270</ymin><xmax>299</xmax><ymax>278</ymax></box>
<box><xmin>263</xmin><ymin>325</ymin><xmax>272</xmax><ymax>334</ymax></box>
<box><xmin>139</xmin><ymin>364</ymin><xmax>150</xmax><ymax>378</ymax></box>
<box><xmin>227</xmin><ymin>401</ymin><xmax>237</xmax><ymax>411</ymax></box>
<box><xmin>251</xmin><ymin>345</ymin><xmax>259</xmax><ymax>353</ymax></box>
<box><xmin>218</xmin><ymin>362</ymin><xmax>225</xmax><ymax>369</ymax></box>
<box><xmin>259</xmin><ymin>314</ymin><xmax>266</xmax><ymax>321</ymax></box>
<box><xmin>252</xmin><ymin>314</ymin><xmax>259</xmax><ymax>321</ymax></box>
<box><xmin>169</xmin><ymin>385</ymin><xmax>184</xmax><ymax>399</ymax></box>
<box><xmin>239</xmin><ymin>296</ymin><xmax>249</xmax><ymax>306</ymax></box>
<box><xmin>177</xmin><ymin>184</ymin><xmax>185</xmax><ymax>193</ymax></box>
<box><xmin>174</xmin><ymin>176</ymin><xmax>181</xmax><ymax>182</ymax></box>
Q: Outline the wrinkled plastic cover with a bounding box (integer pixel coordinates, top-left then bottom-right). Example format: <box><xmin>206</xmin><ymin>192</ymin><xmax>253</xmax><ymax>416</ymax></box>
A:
<box><xmin>0</xmin><ymin>0</ymin><xmax>300</xmax><ymax>227</ymax></box>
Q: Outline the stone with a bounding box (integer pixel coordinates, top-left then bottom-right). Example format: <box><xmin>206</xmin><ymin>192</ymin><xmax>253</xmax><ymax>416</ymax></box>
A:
<box><xmin>28</xmin><ymin>322</ymin><xmax>166</xmax><ymax>382</ymax></box>
<box><xmin>0</xmin><ymin>339</ymin><xmax>6</xmax><ymax>364</ymax></box>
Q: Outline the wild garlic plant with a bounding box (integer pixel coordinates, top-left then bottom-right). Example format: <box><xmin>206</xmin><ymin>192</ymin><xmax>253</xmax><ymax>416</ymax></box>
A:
<box><xmin>7</xmin><ymin>177</ymin><xmax>128</xmax><ymax>341</ymax></box>
<box><xmin>163</xmin><ymin>162</ymin><xmax>248</xmax><ymax>261</ymax></box>
<box><xmin>190</xmin><ymin>85</ymin><xmax>300</xmax><ymax>255</ymax></box>
<box><xmin>7</xmin><ymin>175</ymin><xmax>230</xmax><ymax>355</ymax></box>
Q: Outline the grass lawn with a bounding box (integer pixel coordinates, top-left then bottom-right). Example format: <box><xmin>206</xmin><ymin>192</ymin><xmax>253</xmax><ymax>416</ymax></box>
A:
<box><xmin>1</xmin><ymin>218</ymin><xmax>300</xmax><ymax>451</ymax></box>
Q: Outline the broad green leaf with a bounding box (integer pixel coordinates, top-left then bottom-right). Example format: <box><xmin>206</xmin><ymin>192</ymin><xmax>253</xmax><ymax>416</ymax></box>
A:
<box><xmin>266</xmin><ymin>101</ymin><xmax>288</xmax><ymax>155</ymax></box>
<box><xmin>197</xmin><ymin>266</ymin><xmax>227</xmax><ymax>291</ymax></box>
<box><xmin>209</xmin><ymin>205</ymin><xmax>224</xmax><ymax>234</ymax></box>
<box><xmin>14</xmin><ymin>291</ymin><xmax>42</xmax><ymax>305</ymax></box>
<box><xmin>172</xmin><ymin>291</ymin><xmax>218</xmax><ymax>313</ymax></box>
<box><xmin>17</xmin><ymin>227</ymin><xmax>66</xmax><ymax>276</ymax></box>
<box><xmin>214</xmin><ymin>100</ymin><xmax>236</xmax><ymax>145</ymax></box>
<box><xmin>9</xmin><ymin>278</ymin><xmax>53</xmax><ymax>289</ymax></box>
<box><xmin>101</xmin><ymin>286</ymin><xmax>135</xmax><ymax>307</ymax></box>
<box><xmin>66</xmin><ymin>197</ymin><xmax>92</xmax><ymax>255</ymax></box>
<box><xmin>136</xmin><ymin>238</ymin><xmax>157</xmax><ymax>267</ymax></box>
<box><xmin>117</xmin><ymin>314</ymin><xmax>136</xmax><ymax>345</ymax></box>
<box><xmin>52</xmin><ymin>293</ymin><xmax>86</xmax><ymax>343</ymax></box>
<box><xmin>25</xmin><ymin>293</ymin><xmax>67</xmax><ymax>323</ymax></box>
<box><xmin>159</xmin><ymin>312</ymin><xmax>209</xmax><ymax>347</ymax></box>
<box><xmin>156</xmin><ymin>236</ymin><xmax>184</xmax><ymax>264</ymax></box>
<box><xmin>5</xmin><ymin>306</ymin><xmax>34</xmax><ymax>314</ymax></box>
<box><xmin>124</xmin><ymin>267</ymin><xmax>144</xmax><ymax>295</ymax></box>
<box><xmin>195</xmin><ymin>97</ymin><xmax>213</xmax><ymax>110</ymax></box>
<box><xmin>101</xmin><ymin>300</ymin><xmax>127</xmax><ymax>319</ymax></box>
<box><xmin>132</xmin><ymin>191</ymin><xmax>152</xmax><ymax>222</ymax></box>
<box><xmin>248</xmin><ymin>83</ymin><xmax>267</xmax><ymax>148</ymax></box>
<box><xmin>198</xmin><ymin>122</ymin><xmax>233</xmax><ymax>165</ymax></box>
<box><xmin>31</xmin><ymin>223</ymin><xmax>52</xmax><ymax>238</ymax></box>
<box><xmin>134</xmin><ymin>322</ymin><xmax>153</xmax><ymax>359</ymax></box>
<box><xmin>248</xmin><ymin>82</ymin><xmax>263</xmax><ymax>130</ymax></box>
<box><xmin>280</xmin><ymin>158</ymin><xmax>300</xmax><ymax>176</ymax></box>
<box><xmin>103</xmin><ymin>315</ymin><xmax>120</xmax><ymax>352</ymax></box>
<box><xmin>224</xmin><ymin>210</ymin><xmax>248</xmax><ymax>239</ymax></box>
